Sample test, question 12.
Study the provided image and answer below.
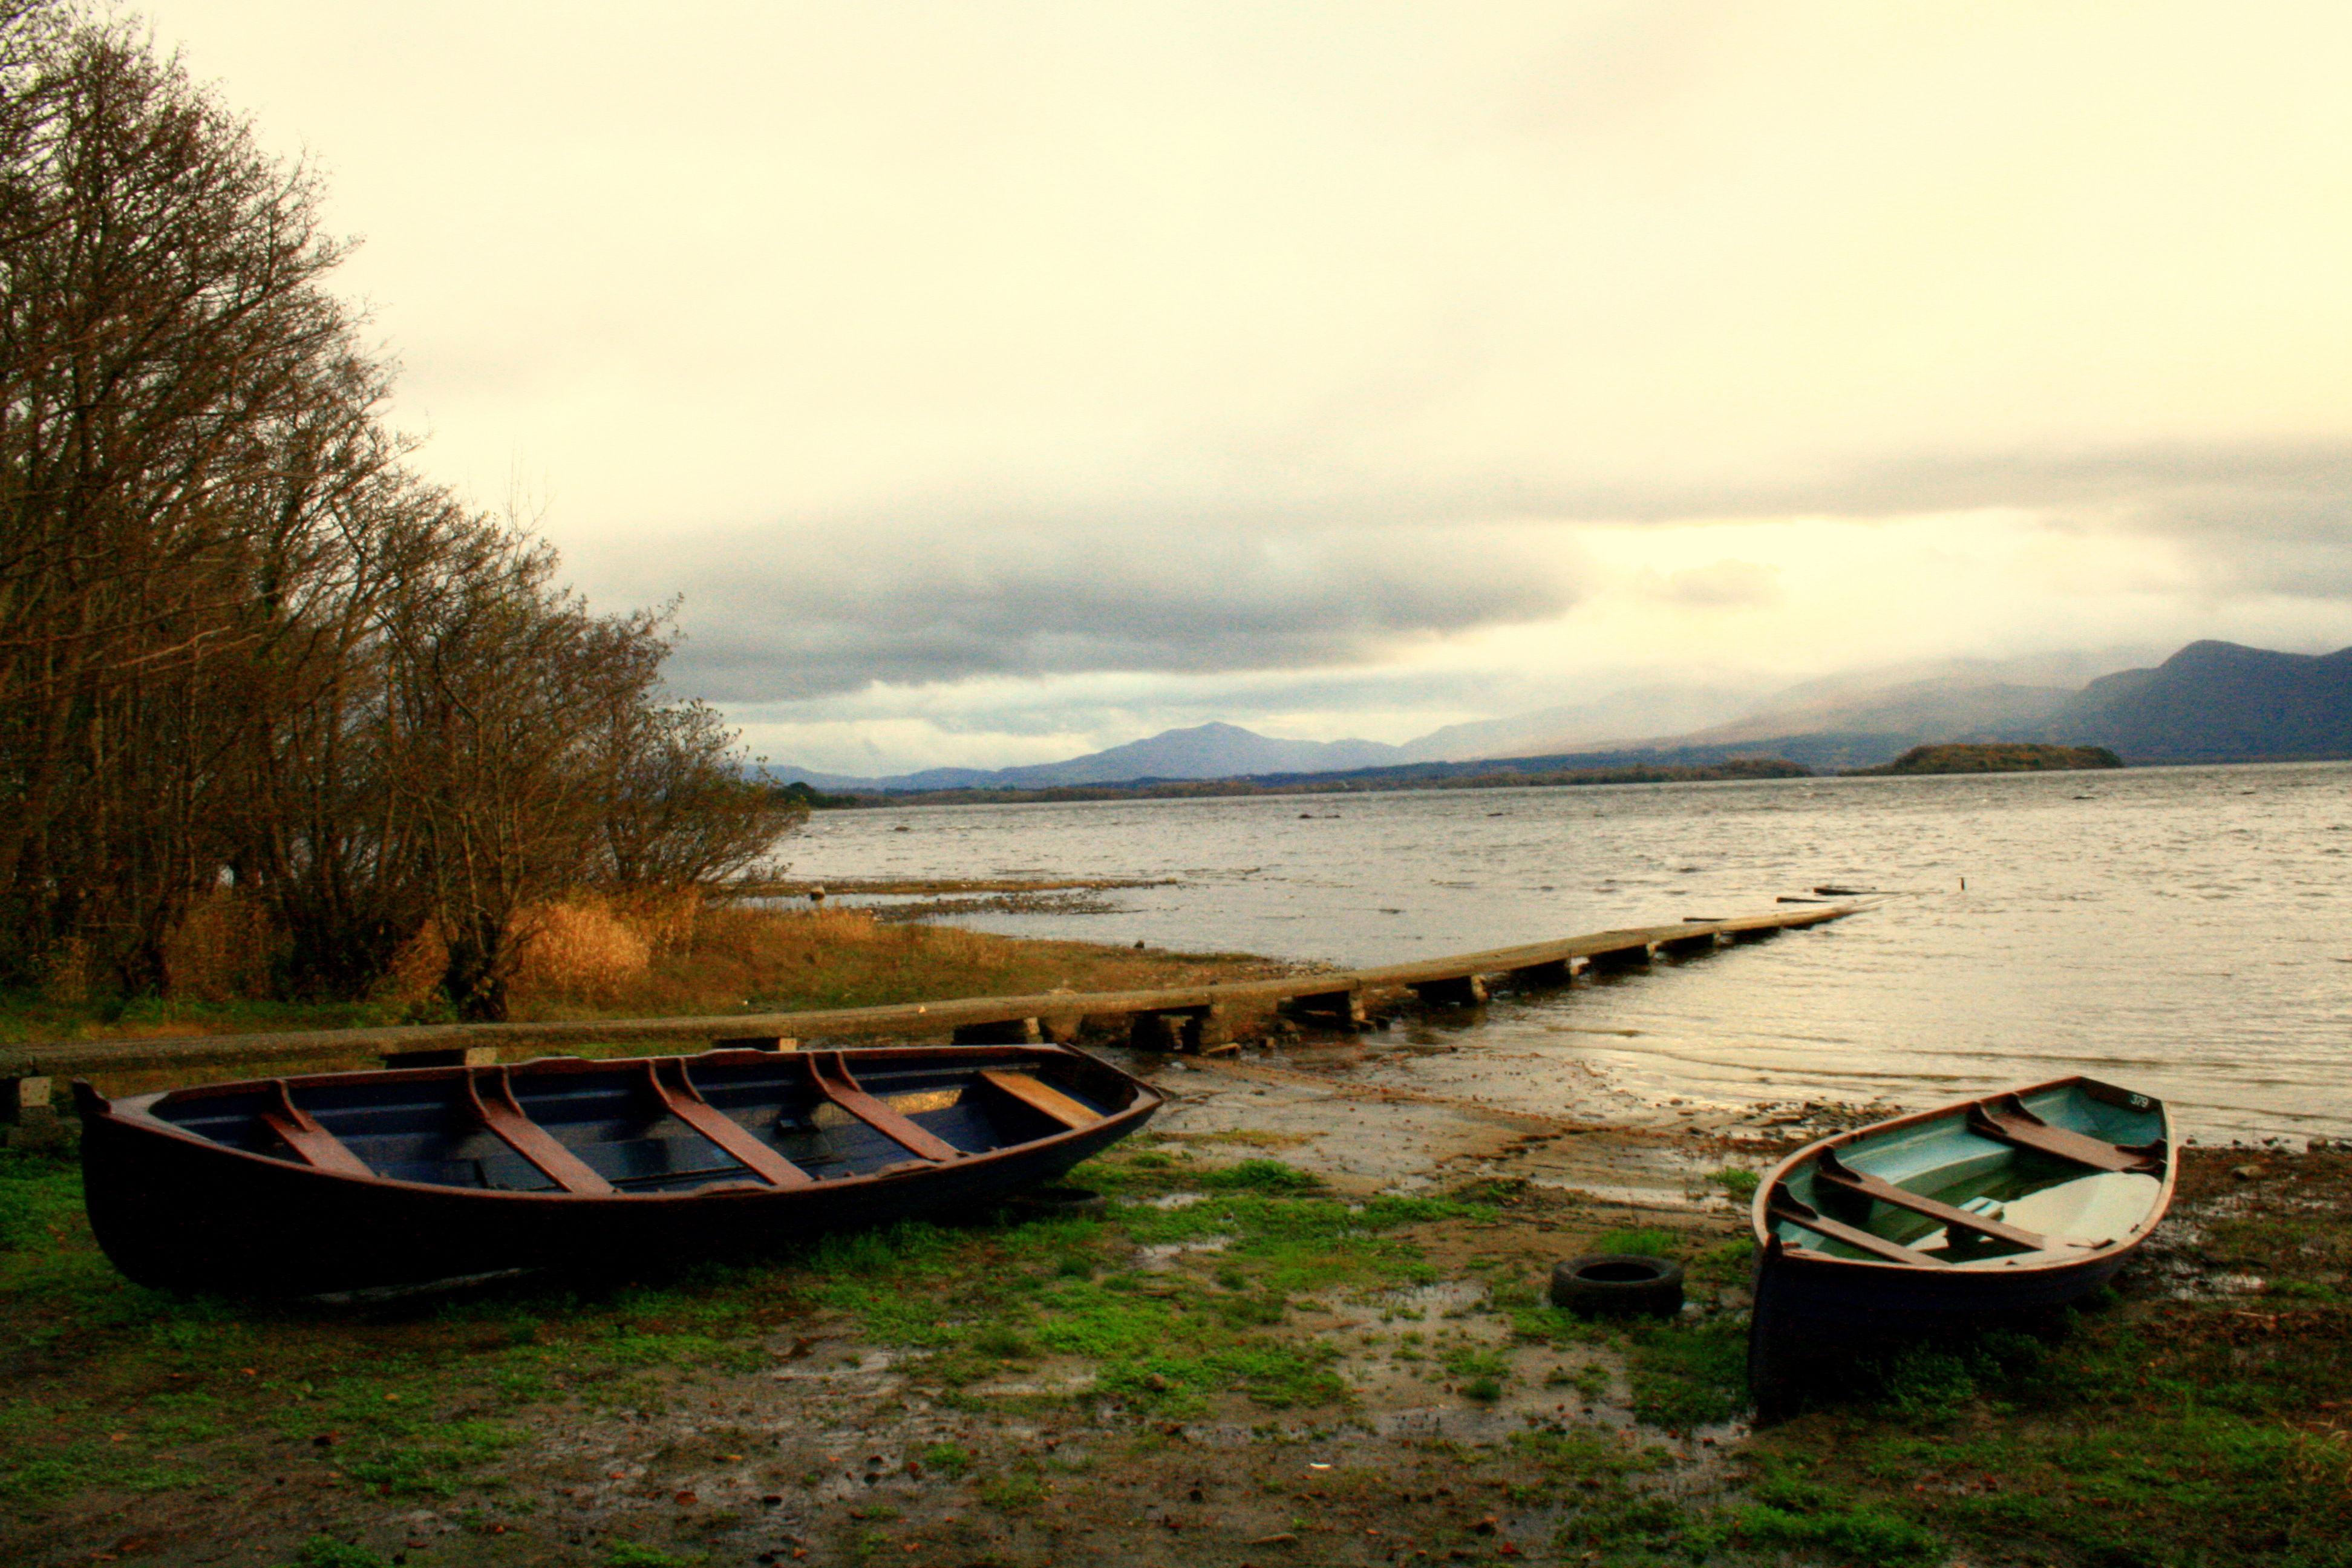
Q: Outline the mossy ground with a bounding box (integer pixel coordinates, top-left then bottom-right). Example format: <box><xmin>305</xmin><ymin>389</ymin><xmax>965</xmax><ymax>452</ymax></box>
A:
<box><xmin>1</xmin><ymin>1131</ymin><xmax>2345</xmax><ymax>1567</ymax></box>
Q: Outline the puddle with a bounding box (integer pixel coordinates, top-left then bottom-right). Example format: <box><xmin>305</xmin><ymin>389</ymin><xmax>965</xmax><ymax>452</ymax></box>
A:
<box><xmin>1366</xmin><ymin>1280</ymin><xmax>1487</xmax><ymax>1318</ymax></box>
<box><xmin>1137</xmin><ymin>1237</ymin><xmax>1232</xmax><ymax>1269</ymax></box>
<box><xmin>1522</xmin><ymin>1178</ymin><xmax>1710</xmax><ymax>1207</ymax></box>
<box><xmin>961</xmin><ymin>1365</ymin><xmax>1100</xmax><ymax>1398</ymax></box>
<box><xmin>1371</xmin><ymin>1403</ymin><xmax>1583</xmax><ymax>1442</ymax></box>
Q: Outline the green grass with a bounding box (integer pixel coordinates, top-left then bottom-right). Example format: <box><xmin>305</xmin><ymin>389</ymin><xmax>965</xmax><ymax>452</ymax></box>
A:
<box><xmin>1730</xmin><ymin>1174</ymin><xmax>2352</xmax><ymax>1568</ymax></box>
<box><xmin>1711</xmin><ymin>1166</ymin><xmax>1761</xmax><ymax>1202</ymax></box>
<box><xmin>0</xmin><ymin>1147</ymin><xmax>811</xmax><ymax>1526</ymax></box>
<box><xmin>725</xmin><ymin>1155</ymin><xmax>1489</xmax><ymax>1422</ymax></box>
<box><xmin>1624</xmin><ymin>1315</ymin><xmax>1750</xmax><ymax>1429</ymax></box>
<box><xmin>0</xmin><ymin>1148</ymin><xmax>85</xmax><ymax>1254</ymax></box>
<box><xmin>794</xmin><ymin>1158</ymin><xmax>1473</xmax><ymax>1418</ymax></box>
<box><xmin>1702</xmin><ymin>1466</ymin><xmax>1944</xmax><ymax>1564</ymax></box>
<box><xmin>1196</xmin><ymin>1157</ymin><xmax>1326</xmax><ymax>1193</ymax></box>
<box><xmin>919</xmin><ymin>1441</ymin><xmax>973</xmax><ymax>1478</ymax></box>
<box><xmin>1589</xmin><ymin>1226</ymin><xmax>1679</xmax><ymax>1256</ymax></box>
<box><xmin>603</xmin><ymin>1544</ymin><xmax>704</xmax><ymax>1568</ymax></box>
<box><xmin>286</xmin><ymin>1538</ymin><xmax>394</xmax><ymax>1568</ymax></box>
<box><xmin>8</xmin><ymin>1116</ymin><xmax>2347</xmax><ymax>1568</ymax></box>
<box><xmin>976</xmin><ymin>1472</ymin><xmax>1047</xmax><ymax>1511</ymax></box>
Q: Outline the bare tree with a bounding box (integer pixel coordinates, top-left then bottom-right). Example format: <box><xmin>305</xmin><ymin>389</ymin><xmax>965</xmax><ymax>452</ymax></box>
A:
<box><xmin>0</xmin><ymin>8</ymin><xmax>368</xmax><ymax>989</ymax></box>
<box><xmin>0</xmin><ymin>6</ymin><xmax>803</xmax><ymax>1011</ymax></box>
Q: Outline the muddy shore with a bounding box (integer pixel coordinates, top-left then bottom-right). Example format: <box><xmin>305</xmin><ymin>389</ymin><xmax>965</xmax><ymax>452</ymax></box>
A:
<box><xmin>4</xmin><ymin>1033</ymin><xmax>2345</xmax><ymax>1568</ymax></box>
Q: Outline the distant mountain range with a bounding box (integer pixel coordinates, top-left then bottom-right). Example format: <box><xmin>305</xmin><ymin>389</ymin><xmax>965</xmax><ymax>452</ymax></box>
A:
<box><xmin>2045</xmin><ymin>640</ymin><xmax>2352</xmax><ymax>762</ymax></box>
<box><xmin>1386</xmin><ymin>684</ymin><xmax>1768</xmax><ymax>762</ymax></box>
<box><xmin>766</xmin><ymin>639</ymin><xmax>2352</xmax><ymax>792</ymax></box>
<box><xmin>773</xmin><ymin>723</ymin><xmax>1412</xmax><ymax>792</ymax></box>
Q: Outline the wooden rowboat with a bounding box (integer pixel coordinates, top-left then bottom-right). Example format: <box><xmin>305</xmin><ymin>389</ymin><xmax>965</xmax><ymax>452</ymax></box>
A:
<box><xmin>74</xmin><ymin>1044</ymin><xmax>1161</xmax><ymax>1296</ymax></box>
<box><xmin>1748</xmin><ymin>1076</ymin><xmax>2174</xmax><ymax>1395</ymax></box>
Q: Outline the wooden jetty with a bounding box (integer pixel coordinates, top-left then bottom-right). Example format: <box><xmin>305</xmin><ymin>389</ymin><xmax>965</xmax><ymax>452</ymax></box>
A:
<box><xmin>1</xmin><ymin>902</ymin><xmax>1866</xmax><ymax>1147</ymax></box>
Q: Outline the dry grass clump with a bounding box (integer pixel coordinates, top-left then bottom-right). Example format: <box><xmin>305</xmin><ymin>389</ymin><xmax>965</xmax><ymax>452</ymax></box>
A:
<box><xmin>523</xmin><ymin>901</ymin><xmax>1289</xmax><ymax>1021</ymax></box>
<box><xmin>509</xmin><ymin>898</ymin><xmax>652</xmax><ymax>1001</ymax></box>
<box><xmin>601</xmin><ymin>885</ymin><xmax>702</xmax><ymax>956</ymax></box>
<box><xmin>370</xmin><ymin>926</ymin><xmax>448</xmax><ymax>1007</ymax></box>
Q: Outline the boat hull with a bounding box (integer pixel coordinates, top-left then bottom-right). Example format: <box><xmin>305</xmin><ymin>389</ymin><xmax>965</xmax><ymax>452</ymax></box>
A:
<box><xmin>76</xmin><ymin>1044</ymin><xmax>1160</xmax><ymax>1296</ymax></box>
<box><xmin>1746</xmin><ymin>1074</ymin><xmax>2175</xmax><ymax>1397</ymax></box>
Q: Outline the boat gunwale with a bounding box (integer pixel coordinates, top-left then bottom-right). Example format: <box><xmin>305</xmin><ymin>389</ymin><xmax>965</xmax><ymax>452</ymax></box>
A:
<box><xmin>74</xmin><ymin>1043</ymin><xmax>1163</xmax><ymax>1207</ymax></box>
<box><xmin>1749</xmin><ymin>1073</ymin><xmax>2177</xmax><ymax>1276</ymax></box>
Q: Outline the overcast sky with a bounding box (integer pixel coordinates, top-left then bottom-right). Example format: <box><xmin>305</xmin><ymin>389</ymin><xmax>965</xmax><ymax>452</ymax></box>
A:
<box><xmin>148</xmin><ymin>1</ymin><xmax>2352</xmax><ymax>773</ymax></box>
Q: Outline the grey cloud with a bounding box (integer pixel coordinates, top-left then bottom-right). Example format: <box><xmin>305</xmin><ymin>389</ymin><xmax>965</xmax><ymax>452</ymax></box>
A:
<box><xmin>1841</xmin><ymin>443</ymin><xmax>2352</xmax><ymax>534</ymax></box>
<box><xmin>1250</xmin><ymin>439</ymin><xmax>2352</xmax><ymax>532</ymax></box>
<box><xmin>1515</xmin><ymin>439</ymin><xmax>2352</xmax><ymax>599</ymax></box>
<box><xmin>658</xmin><ymin>520</ymin><xmax>1582</xmax><ymax>701</ymax></box>
<box><xmin>1844</xmin><ymin>442</ymin><xmax>2352</xmax><ymax>601</ymax></box>
<box><xmin>641</xmin><ymin>437</ymin><xmax>2352</xmax><ymax>705</ymax></box>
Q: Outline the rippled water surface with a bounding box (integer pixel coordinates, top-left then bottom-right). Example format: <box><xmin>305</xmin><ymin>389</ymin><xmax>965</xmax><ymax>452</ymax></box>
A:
<box><xmin>782</xmin><ymin>762</ymin><xmax>2352</xmax><ymax>1142</ymax></box>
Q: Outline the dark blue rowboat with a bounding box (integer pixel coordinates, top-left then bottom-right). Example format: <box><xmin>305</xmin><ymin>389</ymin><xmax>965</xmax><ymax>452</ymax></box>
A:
<box><xmin>74</xmin><ymin>1043</ymin><xmax>1161</xmax><ymax>1296</ymax></box>
<box><xmin>1748</xmin><ymin>1075</ymin><xmax>2174</xmax><ymax>1397</ymax></box>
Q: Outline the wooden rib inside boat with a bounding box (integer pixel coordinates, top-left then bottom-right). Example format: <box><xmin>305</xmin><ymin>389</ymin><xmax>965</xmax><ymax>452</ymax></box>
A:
<box><xmin>74</xmin><ymin>1043</ymin><xmax>1161</xmax><ymax>1297</ymax></box>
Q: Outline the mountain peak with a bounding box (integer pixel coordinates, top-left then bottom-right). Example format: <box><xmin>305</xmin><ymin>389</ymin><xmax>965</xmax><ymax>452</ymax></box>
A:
<box><xmin>2160</xmin><ymin>639</ymin><xmax>2310</xmax><ymax>674</ymax></box>
<box><xmin>2054</xmin><ymin>641</ymin><xmax>2352</xmax><ymax>761</ymax></box>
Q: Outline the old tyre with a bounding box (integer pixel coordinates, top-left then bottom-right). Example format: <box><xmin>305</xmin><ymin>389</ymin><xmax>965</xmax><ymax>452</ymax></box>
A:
<box><xmin>1549</xmin><ymin>1254</ymin><xmax>1685</xmax><ymax>1318</ymax></box>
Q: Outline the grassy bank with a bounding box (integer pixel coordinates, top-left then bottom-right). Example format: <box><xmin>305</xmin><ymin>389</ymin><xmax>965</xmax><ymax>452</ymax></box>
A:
<box><xmin>0</xmin><ymin>904</ymin><xmax>1299</xmax><ymax>1048</ymax></box>
<box><xmin>1</xmin><ymin>1131</ymin><xmax>2344</xmax><ymax>1566</ymax></box>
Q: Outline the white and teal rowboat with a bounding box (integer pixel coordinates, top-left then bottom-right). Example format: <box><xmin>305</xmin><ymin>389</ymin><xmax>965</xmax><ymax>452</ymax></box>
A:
<box><xmin>1748</xmin><ymin>1076</ymin><xmax>2175</xmax><ymax>1393</ymax></box>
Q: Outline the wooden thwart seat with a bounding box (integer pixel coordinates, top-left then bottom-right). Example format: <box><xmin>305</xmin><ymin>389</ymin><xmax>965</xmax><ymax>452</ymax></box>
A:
<box><xmin>467</xmin><ymin>1068</ymin><xmax>615</xmax><ymax>1195</ymax></box>
<box><xmin>645</xmin><ymin>1059</ymin><xmax>814</xmax><ymax>1189</ymax></box>
<box><xmin>1812</xmin><ymin>1148</ymin><xmax>2050</xmax><ymax>1250</ymax></box>
<box><xmin>1968</xmin><ymin>1096</ymin><xmax>2164</xmax><ymax>1174</ymax></box>
<box><xmin>979</xmin><ymin>1069</ymin><xmax>1102</xmax><ymax>1131</ymax></box>
<box><xmin>1769</xmin><ymin>1194</ymin><xmax>1951</xmax><ymax>1268</ymax></box>
<box><xmin>259</xmin><ymin>1081</ymin><xmax>376</xmax><ymax>1180</ymax></box>
<box><xmin>808</xmin><ymin>1053</ymin><xmax>962</xmax><ymax>1163</ymax></box>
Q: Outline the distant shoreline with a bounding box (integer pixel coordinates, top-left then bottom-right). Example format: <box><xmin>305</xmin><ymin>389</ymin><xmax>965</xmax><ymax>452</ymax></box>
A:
<box><xmin>799</xmin><ymin>756</ymin><xmax>1809</xmax><ymax>808</ymax></box>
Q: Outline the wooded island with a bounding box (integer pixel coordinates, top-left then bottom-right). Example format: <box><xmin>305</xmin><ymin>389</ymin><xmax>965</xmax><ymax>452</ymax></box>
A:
<box><xmin>1844</xmin><ymin>743</ymin><xmax>2125</xmax><ymax>776</ymax></box>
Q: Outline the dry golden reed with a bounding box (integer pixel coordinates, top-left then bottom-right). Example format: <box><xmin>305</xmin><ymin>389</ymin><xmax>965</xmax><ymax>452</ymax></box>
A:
<box><xmin>372</xmin><ymin>925</ymin><xmax>448</xmax><ymax>1007</ymax></box>
<box><xmin>602</xmin><ymin>884</ymin><xmax>703</xmax><ymax>957</ymax></box>
<box><xmin>510</xmin><ymin>897</ymin><xmax>653</xmax><ymax>1001</ymax></box>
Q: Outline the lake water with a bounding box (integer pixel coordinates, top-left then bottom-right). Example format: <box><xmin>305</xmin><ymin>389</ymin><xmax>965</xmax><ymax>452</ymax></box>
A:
<box><xmin>779</xmin><ymin>762</ymin><xmax>2352</xmax><ymax>1144</ymax></box>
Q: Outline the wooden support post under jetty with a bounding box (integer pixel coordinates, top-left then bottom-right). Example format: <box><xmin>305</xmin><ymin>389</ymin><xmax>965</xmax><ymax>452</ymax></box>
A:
<box><xmin>1507</xmin><ymin>956</ymin><xmax>1575</xmax><ymax>986</ymax></box>
<box><xmin>0</xmin><ymin>902</ymin><xmax>1869</xmax><ymax>1096</ymax></box>
<box><xmin>1652</xmin><ymin>929</ymin><xmax>1724</xmax><ymax>957</ymax></box>
<box><xmin>1130</xmin><ymin>1013</ymin><xmax>1186</xmax><ymax>1051</ymax></box>
<box><xmin>1580</xmin><ymin>942</ymin><xmax>1654</xmax><ymax>972</ymax></box>
<box><xmin>1411</xmin><ymin>973</ymin><xmax>1489</xmax><ymax>1007</ymax></box>
<box><xmin>1282</xmin><ymin>985</ymin><xmax>1369</xmax><ymax>1030</ymax></box>
<box><xmin>953</xmin><ymin>1018</ymin><xmax>1043</xmax><ymax>1045</ymax></box>
<box><xmin>1129</xmin><ymin>1005</ymin><xmax>1228</xmax><ymax>1053</ymax></box>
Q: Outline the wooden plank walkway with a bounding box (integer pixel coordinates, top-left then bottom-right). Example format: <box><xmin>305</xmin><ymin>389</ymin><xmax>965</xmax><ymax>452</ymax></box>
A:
<box><xmin>0</xmin><ymin>901</ymin><xmax>1867</xmax><ymax>1139</ymax></box>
